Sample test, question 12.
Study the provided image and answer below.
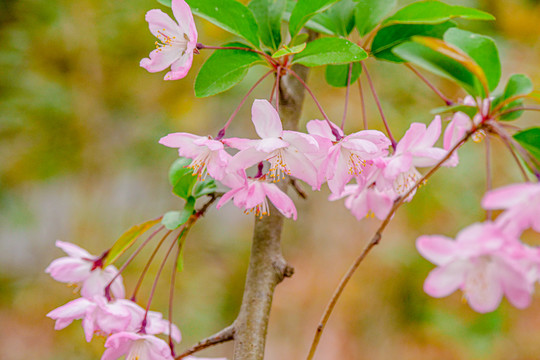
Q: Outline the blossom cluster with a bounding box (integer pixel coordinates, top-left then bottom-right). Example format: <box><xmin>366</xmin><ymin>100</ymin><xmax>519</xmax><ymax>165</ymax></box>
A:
<box><xmin>161</xmin><ymin>99</ymin><xmax>457</xmax><ymax>222</ymax></box>
<box><xmin>417</xmin><ymin>183</ymin><xmax>540</xmax><ymax>313</ymax></box>
<box><xmin>46</xmin><ymin>241</ymin><xmax>225</xmax><ymax>360</ymax></box>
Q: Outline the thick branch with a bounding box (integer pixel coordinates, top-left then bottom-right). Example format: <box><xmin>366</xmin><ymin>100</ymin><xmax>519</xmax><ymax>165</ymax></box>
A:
<box><xmin>232</xmin><ymin>43</ymin><xmax>313</xmax><ymax>360</ymax></box>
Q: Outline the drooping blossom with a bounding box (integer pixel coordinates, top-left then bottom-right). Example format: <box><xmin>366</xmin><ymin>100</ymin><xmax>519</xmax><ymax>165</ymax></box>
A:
<box><xmin>140</xmin><ymin>0</ymin><xmax>198</xmax><ymax>80</ymax></box>
<box><xmin>216</xmin><ymin>171</ymin><xmax>297</xmax><ymax>220</ymax></box>
<box><xmin>306</xmin><ymin>119</ymin><xmax>391</xmax><ymax>195</ymax></box>
<box><xmin>102</xmin><ymin>332</ymin><xmax>173</xmax><ymax>360</ymax></box>
<box><xmin>329</xmin><ymin>166</ymin><xmax>396</xmax><ymax>221</ymax></box>
<box><xmin>159</xmin><ymin>133</ymin><xmax>230</xmax><ymax>180</ymax></box>
<box><xmin>482</xmin><ymin>182</ymin><xmax>540</xmax><ymax>236</ymax></box>
<box><xmin>226</xmin><ymin>100</ymin><xmax>320</xmax><ymax>189</ymax></box>
<box><xmin>47</xmin><ymin>296</ymin><xmax>181</xmax><ymax>343</ymax></box>
<box><xmin>45</xmin><ymin>241</ymin><xmax>125</xmax><ymax>299</ymax></box>
<box><xmin>417</xmin><ymin>222</ymin><xmax>535</xmax><ymax>313</ymax></box>
<box><xmin>377</xmin><ymin>116</ymin><xmax>448</xmax><ymax>199</ymax></box>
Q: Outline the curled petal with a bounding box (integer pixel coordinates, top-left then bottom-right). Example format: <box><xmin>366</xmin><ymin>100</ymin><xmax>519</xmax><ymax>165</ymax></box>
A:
<box><xmin>251</xmin><ymin>99</ymin><xmax>283</xmax><ymax>139</ymax></box>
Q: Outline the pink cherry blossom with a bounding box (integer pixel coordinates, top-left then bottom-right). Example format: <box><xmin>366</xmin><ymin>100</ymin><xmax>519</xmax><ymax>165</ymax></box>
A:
<box><xmin>140</xmin><ymin>0</ymin><xmax>198</xmax><ymax>80</ymax></box>
<box><xmin>226</xmin><ymin>100</ymin><xmax>319</xmax><ymax>189</ymax></box>
<box><xmin>417</xmin><ymin>222</ymin><xmax>534</xmax><ymax>313</ymax></box>
<box><xmin>45</xmin><ymin>241</ymin><xmax>125</xmax><ymax>299</ymax></box>
<box><xmin>306</xmin><ymin>119</ymin><xmax>391</xmax><ymax>195</ymax></box>
<box><xmin>482</xmin><ymin>182</ymin><xmax>540</xmax><ymax>236</ymax></box>
<box><xmin>47</xmin><ymin>296</ymin><xmax>131</xmax><ymax>342</ymax></box>
<box><xmin>378</xmin><ymin>116</ymin><xmax>448</xmax><ymax>198</ymax></box>
<box><xmin>217</xmin><ymin>171</ymin><xmax>297</xmax><ymax>220</ymax></box>
<box><xmin>102</xmin><ymin>332</ymin><xmax>173</xmax><ymax>360</ymax></box>
<box><xmin>159</xmin><ymin>133</ymin><xmax>230</xmax><ymax>180</ymax></box>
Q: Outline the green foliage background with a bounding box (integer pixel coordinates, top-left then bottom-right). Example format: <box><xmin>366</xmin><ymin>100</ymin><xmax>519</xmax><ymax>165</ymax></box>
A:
<box><xmin>1</xmin><ymin>0</ymin><xmax>540</xmax><ymax>359</ymax></box>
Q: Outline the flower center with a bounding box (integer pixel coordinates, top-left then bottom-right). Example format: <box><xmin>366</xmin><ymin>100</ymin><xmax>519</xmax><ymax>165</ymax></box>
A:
<box><xmin>268</xmin><ymin>151</ymin><xmax>291</xmax><ymax>182</ymax></box>
<box><xmin>188</xmin><ymin>150</ymin><xmax>212</xmax><ymax>180</ymax></box>
<box><xmin>346</xmin><ymin>151</ymin><xmax>368</xmax><ymax>176</ymax></box>
<box><xmin>244</xmin><ymin>198</ymin><xmax>270</xmax><ymax>219</ymax></box>
<box><xmin>155</xmin><ymin>30</ymin><xmax>189</xmax><ymax>53</ymax></box>
<box><xmin>394</xmin><ymin>167</ymin><xmax>424</xmax><ymax>196</ymax></box>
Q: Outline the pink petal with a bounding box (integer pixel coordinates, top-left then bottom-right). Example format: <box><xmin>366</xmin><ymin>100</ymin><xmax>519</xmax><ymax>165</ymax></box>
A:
<box><xmin>228</xmin><ymin>147</ymin><xmax>268</xmax><ymax>172</ymax></box>
<box><xmin>251</xmin><ymin>100</ymin><xmax>283</xmax><ymax>139</ymax></box>
<box><xmin>171</xmin><ymin>0</ymin><xmax>197</xmax><ymax>40</ymax></box>
<box><xmin>145</xmin><ymin>9</ymin><xmax>183</xmax><ymax>39</ymax></box>
<box><xmin>423</xmin><ymin>261</ymin><xmax>468</xmax><ymax>298</ymax></box>
<box><xmin>416</xmin><ymin>235</ymin><xmax>456</xmax><ymax>265</ymax></box>
<box><xmin>411</xmin><ymin>148</ymin><xmax>447</xmax><ymax>167</ymax></box>
<box><xmin>443</xmin><ymin>112</ymin><xmax>470</xmax><ymax>150</ymax></box>
<box><xmin>464</xmin><ymin>262</ymin><xmax>503</xmax><ymax>313</ymax></box>
<box><xmin>482</xmin><ymin>183</ymin><xmax>539</xmax><ymax>210</ymax></box>
<box><xmin>367</xmin><ymin>189</ymin><xmax>394</xmax><ymax>220</ymax></box>
<box><xmin>222</xmin><ymin>137</ymin><xmax>256</xmax><ymax>150</ymax></box>
<box><xmin>255</xmin><ymin>138</ymin><xmax>288</xmax><ymax>153</ymax></box>
<box><xmin>164</xmin><ymin>52</ymin><xmax>193</xmax><ymax>80</ymax></box>
<box><xmin>416</xmin><ymin>116</ymin><xmax>441</xmax><ymax>148</ymax></box>
<box><xmin>306</xmin><ymin>119</ymin><xmax>336</xmax><ymax>140</ymax></box>
<box><xmin>281</xmin><ymin>148</ymin><xmax>319</xmax><ymax>189</ymax></box>
<box><xmin>46</xmin><ymin>257</ymin><xmax>92</xmax><ymax>283</ymax></box>
<box><xmin>55</xmin><ymin>240</ymin><xmax>92</xmax><ymax>258</ymax></box>
<box><xmin>282</xmin><ymin>131</ymin><xmax>319</xmax><ymax>153</ymax></box>
<box><xmin>102</xmin><ymin>332</ymin><xmax>139</xmax><ymax>360</ymax></box>
<box><xmin>495</xmin><ymin>257</ymin><xmax>532</xmax><ymax>309</ymax></box>
<box><xmin>47</xmin><ymin>298</ymin><xmax>94</xmax><ymax>329</ymax></box>
<box><xmin>395</xmin><ymin>123</ymin><xmax>426</xmax><ymax>155</ymax></box>
<box><xmin>140</xmin><ymin>46</ymin><xmax>182</xmax><ymax>73</ymax></box>
<box><xmin>347</xmin><ymin>190</ymin><xmax>369</xmax><ymax>220</ymax></box>
<box><xmin>264</xmin><ymin>183</ymin><xmax>297</xmax><ymax>220</ymax></box>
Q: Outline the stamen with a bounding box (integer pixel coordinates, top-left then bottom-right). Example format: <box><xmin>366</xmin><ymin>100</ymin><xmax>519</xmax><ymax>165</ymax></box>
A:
<box><xmin>188</xmin><ymin>150</ymin><xmax>212</xmax><ymax>180</ymax></box>
<box><xmin>268</xmin><ymin>151</ymin><xmax>291</xmax><ymax>182</ymax></box>
<box><xmin>346</xmin><ymin>151</ymin><xmax>369</xmax><ymax>176</ymax></box>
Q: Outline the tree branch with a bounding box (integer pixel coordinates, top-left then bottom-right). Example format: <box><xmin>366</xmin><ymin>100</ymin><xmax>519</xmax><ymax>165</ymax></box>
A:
<box><xmin>232</xmin><ymin>32</ymin><xmax>315</xmax><ymax>360</ymax></box>
<box><xmin>175</xmin><ymin>325</ymin><xmax>236</xmax><ymax>359</ymax></box>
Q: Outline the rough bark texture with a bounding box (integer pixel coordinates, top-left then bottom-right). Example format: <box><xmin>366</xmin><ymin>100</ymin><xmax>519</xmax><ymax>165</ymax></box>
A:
<box><xmin>232</xmin><ymin>64</ymin><xmax>309</xmax><ymax>360</ymax></box>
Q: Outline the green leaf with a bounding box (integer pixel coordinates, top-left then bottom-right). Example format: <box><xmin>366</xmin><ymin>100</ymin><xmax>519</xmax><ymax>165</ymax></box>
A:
<box><xmin>371</xmin><ymin>21</ymin><xmax>456</xmax><ymax>62</ymax></box>
<box><xmin>157</xmin><ymin>0</ymin><xmax>172</xmax><ymax>6</ymax></box>
<box><xmin>383</xmin><ymin>0</ymin><xmax>495</xmax><ymax>25</ymax></box>
<box><xmin>392</xmin><ymin>39</ymin><xmax>484</xmax><ymax>96</ymax></box>
<box><xmin>514</xmin><ymin>128</ymin><xmax>540</xmax><ymax>164</ymax></box>
<box><xmin>495</xmin><ymin>74</ymin><xmax>533</xmax><ymax>120</ymax></box>
<box><xmin>193</xmin><ymin>179</ymin><xmax>218</xmax><ymax>198</ymax></box>
<box><xmin>321</xmin><ymin>0</ymin><xmax>357</xmax><ymax>36</ymax></box>
<box><xmin>355</xmin><ymin>0</ymin><xmax>396</xmax><ymax>36</ymax></box>
<box><xmin>162</xmin><ymin>197</ymin><xmax>196</xmax><ymax>230</ymax></box>
<box><xmin>249</xmin><ymin>0</ymin><xmax>286</xmax><ymax>50</ymax></box>
<box><xmin>194</xmin><ymin>42</ymin><xmax>263</xmax><ymax>98</ymax></box>
<box><xmin>169</xmin><ymin>158</ymin><xmax>197</xmax><ymax>199</ymax></box>
<box><xmin>431</xmin><ymin>104</ymin><xmax>477</xmax><ymax>118</ymax></box>
<box><xmin>186</xmin><ymin>0</ymin><xmax>260</xmax><ymax>47</ymax></box>
<box><xmin>288</xmin><ymin>0</ymin><xmax>340</xmax><ymax>37</ymax></box>
<box><xmin>443</xmin><ymin>28</ymin><xmax>500</xmax><ymax>92</ymax></box>
<box><xmin>290</xmin><ymin>33</ymin><xmax>309</xmax><ymax>46</ymax></box>
<box><xmin>105</xmin><ymin>218</ymin><xmax>161</xmax><ymax>266</ymax></box>
<box><xmin>325</xmin><ymin>62</ymin><xmax>362</xmax><ymax>87</ymax></box>
<box><xmin>272</xmin><ymin>43</ymin><xmax>307</xmax><ymax>58</ymax></box>
<box><xmin>293</xmin><ymin>37</ymin><xmax>367</xmax><ymax>67</ymax></box>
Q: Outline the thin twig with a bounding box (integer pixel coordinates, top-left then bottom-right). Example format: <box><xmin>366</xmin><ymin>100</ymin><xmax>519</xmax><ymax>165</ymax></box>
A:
<box><xmin>485</xmin><ymin>135</ymin><xmax>492</xmax><ymax>220</ymax></box>
<box><xmin>216</xmin><ymin>70</ymin><xmax>274</xmax><ymax>140</ymax></box>
<box><xmin>175</xmin><ymin>325</ymin><xmax>235</xmax><ymax>359</ymax></box>
<box><xmin>358</xmin><ymin>78</ymin><xmax>367</xmax><ymax>130</ymax></box>
<box><xmin>105</xmin><ymin>226</ymin><xmax>164</xmax><ymax>301</ymax></box>
<box><xmin>361</xmin><ymin>63</ymin><xmax>397</xmax><ymax>149</ymax></box>
<box><xmin>287</xmin><ymin>68</ymin><xmax>342</xmax><ymax>141</ymax></box>
<box><xmin>305</xmin><ymin>129</ymin><xmax>476</xmax><ymax>360</ymax></box>
<box><xmin>405</xmin><ymin>63</ymin><xmax>454</xmax><ymax>105</ymax></box>
<box><xmin>131</xmin><ymin>230</ymin><xmax>172</xmax><ymax>301</ymax></box>
<box><xmin>341</xmin><ymin>63</ymin><xmax>353</xmax><ymax>130</ymax></box>
<box><xmin>497</xmin><ymin>106</ymin><xmax>540</xmax><ymax>118</ymax></box>
<box><xmin>493</xmin><ymin>134</ymin><xmax>530</xmax><ymax>182</ymax></box>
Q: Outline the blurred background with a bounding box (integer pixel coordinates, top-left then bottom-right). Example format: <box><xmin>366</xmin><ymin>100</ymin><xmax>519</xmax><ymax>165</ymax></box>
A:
<box><xmin>1</xmin><ymin>0</ymin><xmax>540</xmax><ymax>359</ymax></box>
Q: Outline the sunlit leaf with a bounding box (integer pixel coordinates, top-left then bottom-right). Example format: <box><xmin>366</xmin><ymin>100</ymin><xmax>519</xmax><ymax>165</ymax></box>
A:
<box><xmin>288</xmin><ymin>0</ymin><xmax>340</xmax><ymax>37</ymax></box>
<box><xmin>105</xmin><ymin>218</ymin><xmax>161</xmax><ymax>266</ymax></box>
<box><xmin>186</xmin><ymin>0</ymin><xmax>260</xmax><ymax>47</ymax></box>
<box><xmin>249</xmin><ymin>0</ymin><xmax>286</xmax><ymax>50</ymax></box>
<box><xmin>292</xmin><ymin>37</ymin><xmax>367</xmax><ymax>67</ymax></box>
<box><xmin>161</xmin><ymin>197</ymin><xmax>195</xmax><ymax>230</ymax></box>
<box><xmin>383</xmin><ymin>0</ymin><xmax>494</xmax><ymax>25</ymax></box>
<box><xmin>195</xmin><ymin>43</ymin><xmax>263</xmax><ymax>98</ymax></box>
<box><xmin>272</xmin><ymin>43</ymin><xmax>307</xmax><ymax>58</ymax></box>
<box><xmin>443</xmin><ymin>28</ymin><xmax>500</xmax><ymax>91</ymax></box>
<box><xmin>371</xmin><ymin>21</ymin><xmax>455</xmax><ymax>62</ymax></box>
<box><xmin>193</xmin><ymin>179</ymin><xmax>218</xmax><ymax>198</ymax></box>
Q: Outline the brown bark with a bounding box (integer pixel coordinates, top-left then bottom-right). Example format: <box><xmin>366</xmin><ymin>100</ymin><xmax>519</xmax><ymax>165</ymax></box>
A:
<box><xmin>232</xmin><ymin>64</ymin><xmax>309</xmax><ymax>360</ymax></box>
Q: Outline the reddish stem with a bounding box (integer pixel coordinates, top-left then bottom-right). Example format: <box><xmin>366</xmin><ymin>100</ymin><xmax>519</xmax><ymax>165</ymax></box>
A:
<box><xmin>216</xmin><ymin>70</ymin><xmax>274</xmax><ymax>140</ymax></box>
<box><xmin>197</xmin><ymin>43</ymin><xmax>278</xmax><ymax>67</ymax></box>
<box><xmin>361</xmin><ymin>63</ymin><xmax>397</xmax><ymax>149</ymax></box>
<box><xmin>405</xmin><ymin>63</ymin><xmax>454</xmax><ymax>106</ymax></box>
<box><xmin>341</xmin><ymin>63</ymin><xmax>353</xmax><ymax>130</ymax></box>
<box><xmin>358</xmin><ymin>78</ymin><xmax>367</xmax><ymax>130</ymax></box>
